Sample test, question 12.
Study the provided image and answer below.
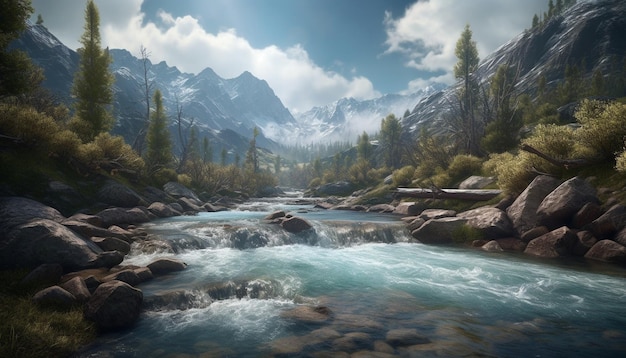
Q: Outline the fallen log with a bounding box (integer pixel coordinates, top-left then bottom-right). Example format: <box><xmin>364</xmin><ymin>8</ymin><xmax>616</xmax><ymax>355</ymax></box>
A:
<box><xmin>393</xmin><ymin>187</ymin><xmax>502</xmax><ymax>201</ymax></box>
<box><xmin>520</xmin><ymin>144</ymin><xmax>591</xmax><ymax>169</ymax></box>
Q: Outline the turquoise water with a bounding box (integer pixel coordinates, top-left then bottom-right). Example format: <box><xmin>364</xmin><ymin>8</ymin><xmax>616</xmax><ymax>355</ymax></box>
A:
<box><xmin>79</xmin><ymin>202</ymin><xmax>626</xmax><ymax>357</ymax></box>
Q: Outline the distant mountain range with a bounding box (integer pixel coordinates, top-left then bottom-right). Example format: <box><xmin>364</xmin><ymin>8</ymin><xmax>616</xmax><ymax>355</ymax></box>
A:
<box><xmin>11</xmin><ymin>24</ymin><xmax>438</xmax><ymax>157</ymax></box>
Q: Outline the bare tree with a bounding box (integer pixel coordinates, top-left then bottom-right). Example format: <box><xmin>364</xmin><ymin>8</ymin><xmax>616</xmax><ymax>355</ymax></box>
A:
<box><xmin>174</xmin><ymin>95</ymin><xmax>196</xmax><ymax>173</ymax></box>
<box><xmin>132</xmin><ymin>45</ymin><xmax>153</xmax><ymax>154</ymax></box>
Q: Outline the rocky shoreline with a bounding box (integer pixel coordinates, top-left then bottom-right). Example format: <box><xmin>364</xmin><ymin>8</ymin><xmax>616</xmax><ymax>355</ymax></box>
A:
<box><xmin>1</xmin><ymin>175</ymin><xmax>625</xmax><ymax>336</ymax></box>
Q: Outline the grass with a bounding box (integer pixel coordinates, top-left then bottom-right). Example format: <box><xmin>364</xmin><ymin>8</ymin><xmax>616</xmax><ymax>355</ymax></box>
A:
<box><xmin>0</xmin><ymin>269</ymin><xmax>96</xmax><ymax>358</ymax></box>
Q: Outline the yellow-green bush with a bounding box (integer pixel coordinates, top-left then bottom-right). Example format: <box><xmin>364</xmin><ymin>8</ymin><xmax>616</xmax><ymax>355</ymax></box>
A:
<box><xmin>447</xmin><ymin>154</ymin><xmax>483</xmax><ymax>184</ymax></box>
<box><xmin>177</xmin><ymin>173</ymin><xmax>192</xmax><ymax>187</ymax></box>
<box><xmin>483</xmin><ymin>152</ymin><xmax>535</xmax><ymax>195</ymax></box>
<box><xmin>392</xmin><ymin>165</ymin><xmax>416</xmax><ymax>187</ymax></box>
<box><xmin>617</xmin><ymin>145</ymin><xmax>626</xmax><ymax>173</ymax></box>
<box><xmin>0</xmin><ymin>104</ymin><xmax>60</xmax><ymax>149</ymax></box>
<box><xmin>575</xmin><ymin>100</ymin><xmax>626</xmax><ymax>161</ymax></box>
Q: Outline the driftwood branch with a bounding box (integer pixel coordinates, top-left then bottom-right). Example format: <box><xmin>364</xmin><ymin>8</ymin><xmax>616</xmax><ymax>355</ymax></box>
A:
<box><xmin>520</xmin><ymin>144</ymin><xmax>590</xmax><ymax>169</ymax></box>
<box><xmin>393</xmin><ymin>187</ymin><xmax>501</xmax><ymax>201</ymax></box>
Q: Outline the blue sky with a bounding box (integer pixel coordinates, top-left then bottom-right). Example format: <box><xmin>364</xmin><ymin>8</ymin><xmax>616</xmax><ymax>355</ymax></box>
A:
<box><xmin>31</xmin><ymin>0</ymin><xmax>548</xmax><ymax>113</ymax></box>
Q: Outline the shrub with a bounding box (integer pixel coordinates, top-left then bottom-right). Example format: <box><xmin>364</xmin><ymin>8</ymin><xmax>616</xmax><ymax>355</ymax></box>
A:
<box><xmin>177</xmin><ymin>174</ymin><xmax>192</xmax><ymax>187</ymax></box>
<box><xmin>484</xmin><ymin>152</ymin><xmax>534</xmax><ymax>195</ymax></box>
<box><xmin>447</xmin><ymin>154</ymin><xmax>483</xmax><ymax>185</ymax></box>
<box><xmin>0</xmin><ymin>104</ymin><xmax>60</xmax><ymax>149</ymax></box>
<box><xmin>392</xmin><ymin>165</ymin><xmax>416</xmax><ymax>187</ymax></box>
<box><xmin>308</xmin><ymin>177</ymin><xmax>321</xmax><ymax>189</ymax></box>
<box><xmin>575</xmin><ymin>100</ymin><xmax>626</xmax><ymax>161</ymax></box>
<box><xmin>617</xmin><ymin>145</ymin><xmax>626</xmax><ymax>173</ymax></box>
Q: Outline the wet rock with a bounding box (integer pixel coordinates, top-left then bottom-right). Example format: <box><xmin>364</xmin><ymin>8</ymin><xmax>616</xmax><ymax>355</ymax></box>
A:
<box><xmin>94</xmin><ymin>250</ymin><xmax>125</xmax><ymax>269</ymax></box>
<box><xmin>62</xmin><ymin>220</ymin><xmax>125</xmax><ymax>240</ymax></box>
<box><xmin>178</xmin><ymin>197</ymin><xmax>203</xmax><ymax>212</ymax></box>
<box><xmin>367</xmin><ymin>204</ymin><xmax>395</xmax><ymax>213</ymax></box>
<box><xmin>32</xmin><ymin>285</ymin><xmax>76</xmax><ymax>308</ymax></box>
<box><xmin>91</xmin><ymin>236</ymin><xmax>131</xmax><ymax>254</ymax></box>
<box><xmin>147</xmin><ymin>202</ymin><xmax>179</xmax><ymax>218</ymax></box>
<box><xmin>385</xmin><ymin>328</ymin><xmax>430</xmax><ymax>347</ymax></box>
<box><xmin>373</xmin><ymin>340</ymin><xmax>395</xmax><ymax>354</ymax></box>
<box><xmin>65</xmin><ymin>213</ymin><xmax>103</xmax><ymax>227</ymax></box>
<box><xmin>536</xmin><ymin>177</ymin><xmax>599</xmax><ymax>230</ymax></box>
<box><xmin>506</xmin><ymin>175</ymin><xmax>561</xmax><ymax>235</ymax></box>
<box><xmin>524</xmin><ymin>226</ymin><xmax>578</xmax><ymax>258</ymax></box>
<box><xmin>84</xmin><ymin>280</ymin><xmax>143</xmax><ymax>331</ymax></box>
<box><xmin>590</xmin><ymin>204</ymin><xmax>626</xmax><ymax>238</ymax></box>
<box><xmin>458</xmin><ymin>207</ymin><xmax>515</xmax><ymax>239</ymax></box>
<box><xmin>495</xmin><ymin>238</ymin><xmax>527</xmax><ymax>252</ymax></box>
<box><xmin>406</xmin><ymin>217</ymin><xmax>426</xmax><ymax>232</ymax></box>
<box><xmin>265</xmin><ymin>210</ymin><xmax>286</xmax><ymax>220</ymax></box>
<box><xmin>281</xmin><ymin>305</ymin><xmax>333</xmax><ymax>324</ymax></box>
<box><xmin>411</xmin><ymin>217</ymin><xmax>469</xmax><ymax>245</ymax></box>
<box><xmin>584</xmin><ymin>240</ymin><xmax>626</xmax><ymax>263</ymax></box>
<box><xmin>419</xmin><ymin>209</ymin><xmax>457</xmax><ymax>221</ymax></box>
<box><xmin>147</xmin><ymin>257</ymin><xmax>187</xmax><ymax>275</ymax></box>
<box><xmin>281</xmin><ymin>216</ymin><xmax>313</xmax><ymax>233</ymax></box>
<box><xmin>482</xmin><ymin>240</ymin><xmax>504</xmax><ymax>252</ymax></box>
<box><xmin>96</xmin><ymin>207</ymin><xmax>151</xmax><ymax>227</ymax></box>
<box><xmin>103</xmin><ymin>269</ymin><xmax>141</xmax><ymax>286</ymax></box>
<box><xmin>332</xmin><ymin>332</ymin><xmax>372</xmax><ymax>352</ymax></box>
<box><xmin>134</xmin><ymin>267</ymin><xmax>154</xmax><ymax>284</ymax></box>
<box><xmin>572</xmin><ymin>230</ymin><xmax>598</xmax><ymax>256</ymax></box>
<box><xmin>60</xmin><ymin>276</ymin><xmax>91</xmax><ymax>302</ymax></box>
<box><xmin>143</xmin><ymin>289</ymin><xmax>211</xmax><ymax>311</ymax></box>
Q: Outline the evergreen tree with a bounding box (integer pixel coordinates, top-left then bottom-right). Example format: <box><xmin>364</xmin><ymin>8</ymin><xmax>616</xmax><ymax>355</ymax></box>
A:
<box><xmin>70</xmin><ymin>0</ymin><xmax>114</xmax><ymax>142</ymax></box>
<box><xmin>380</xmin><ymin>114</ymin><xmax>402</xmax><ymax>169</ymax></box>
<box><xmin>548</xmin><ymin>0</ymin><xmax>555</xmax><ymax>17</ymax></box>
<box><xmin>221</xmin><ymin>148</ymin><xmax>227</xmax><ymax>166</ymax></box>
<box><xmin>453</xmin><ymin>24</ymin><xmax>480</xmax><ymax>155</ymax></box>
<box><xmin>203</xmin><ymin>137</ymin><xmax>212</xmax><ymax>163</ymax></box>
<box><xmin>482</xmin><ymin>65</ymin><xmax>522</xmax><ymax>153</ymax></box>
<box><xmin>356</xmin><ymin>131</ymin><xmax>372</xmax><ymax>161</ymax></box>
<box><xmin>245</xmin><ymin>127</ymin><xmax>259</xmax><ymax>173</ymax></box>
<box><xmin>36</xmin><ymin>14</ymin><xmax>43</xmax><ymax>25</ymax></box>
<box><xmin>0</xmin><ymin>0</ymin><xmax>43</xmax><ymax>98</ymax></box>
<box><xmin>532</xmin><ymin>14</ymin><xmax>540</xmax><ymax>28</ymax></box>
<box><xmin>146</xmin><ymin>89</ymin><xmax>172</xmax><ymax>171</ymax></box>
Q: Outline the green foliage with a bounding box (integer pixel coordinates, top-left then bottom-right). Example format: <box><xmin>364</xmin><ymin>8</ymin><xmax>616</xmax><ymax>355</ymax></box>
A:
<box><xmin>0</xmin><ymin>103</ymin><xmax>60</xmax><ymax>149</ymax></box>
<box><xmin>574</xmin><ymin>100</ymin><xmax>626</xmax><ymax>161</ymax></box>
<box><xmin>616</xmin><ymin>146</ymin><xmax>626</xmax><ymax>173</ymax></box>
<box><xmin>70</xmin><ymin>0</ymin><xmax>114</xmax><ymax>142</ymax></box>
<box><xmin>392</xmin><ymin>165</ymin><xmax>415</xmax><ymax>187</ymax></box>
<box><xmin>356</xmin><ymin>131</ymin><xmax>373</xmax><ymax>161</ymax></box>
<box><xmin>77</xmin><ymin>133</ymin><xmax>145</xmax><ymax>173</ymax></box>
<box><xmin>483</xmin><ymin>152</ymin><xmax>534</xmax><ymax>195</ymax></box>
<box><xmin>145</xmin><ymin>89</ymin><xmax>172</xmax><ymax>171</ymax></box>
<box><xmin>447</xmin><ymin>154</ymin><xmax>483</xmax><ymax>184</ymax></box>
<box><xmin>380</xmin><ymin>113</ymin><xmax>402</xmax><ymax>169</ymax></box>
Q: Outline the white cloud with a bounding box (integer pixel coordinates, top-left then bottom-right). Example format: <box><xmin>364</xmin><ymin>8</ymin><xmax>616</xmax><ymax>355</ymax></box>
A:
<box><xmin>32</xmin><ymin>0</ymin><xmax>379</xmax><ymax>113</ymax></box>
<box><xmin>384</xmin><ymin>0</ymin><xmax>545</xmax><ymax>88</ymax></box>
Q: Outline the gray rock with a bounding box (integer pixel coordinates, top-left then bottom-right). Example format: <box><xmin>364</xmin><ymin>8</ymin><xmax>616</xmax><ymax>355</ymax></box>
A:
<box><xmin>0</xmin><ymin>196</ymin><xmax>65</xmax><ymax>235</ymax></box>
<box><xmin>177</xmin><ymin>197</ymin><xmax>203</xmax><ymax>212</ymax></box>
<box><xmin>147</xmin><ymin>258</ymin><xmax>188</xmax><ymax>275</ymax></box>
<box><xmin>163</xmin><ymin>181</ymin><xmax>200</xmax><ymax>201</ymax></box>
<box><xmin>90</xmin><ymin>237</ymin><xmax>131</xmax><ymax>255</ymax></box>
<box><xmin>419</xmin><ymin>209</ymin><xmax>457</xmax><ymax>221</ymax></box>
<box><xmin>458</xmin><ymin>207</ymin><xmax>515</xmax><ymax>239</ymax></box>
<box><xmin>65</xmin><ymin>213</ymin><xmax>103</xmax><ymax>227</ymax></box>
<box><xmin>411</xmin><ymin>217</ymin><xmax>469</xmax><ymax>244</ymax></box>
<box><xmin>265</xmin><ymin>210</ymin><xmax>286</xmax><ymax>220</ymax></box>
<box><xmin>507</xmin><ymin>175</ymin><xmax>561</xmax><ymax>235</ymax></box>
<box><xmin>281</xmin><ymin>305</ymin><xmax>333</xmax><ymax>323</ymax></box>
<box><xmin>572</xmin><ymin>202</ymin><xmax>603</xmax><ymax>229</ymax></box>
<box><xmin>367</xmin><ymin>204</ymin><xmax>396</xmax><ymax>213</ymax></box>
<box><xmin>385</xmin><ymin>328</ymin><xmax>430</xmax><ymax>347</ymax></box>
<box><xmin>32</xmin><ymin>285</ymin><xmax>76</xmax><ymax>308</ymax></box>
<box><xmin>281</xmin><ymin>216</ymin><xmax>313</xmax><ymax>233</ymax></box>
<box><xmin>62</xmin><ymin>220</ymin><xmax>126</xmax><ymax>240</ymax></box>
<box><xmin>524</xmin><ymin>226</ymin><xmax>578</xmax><ymax>258</ymax></box>
<box><xmin>147</xmin><ymin>202</ymin><xmax>178</xmax><ymax>217</ymax></box>
<box><xmin>103</xmin><ymin>269</ymin><xmax>141</xmax><ymax>287</ymax></box>
<box><xmin>482</xmin><ymin>240</ymin><xmax>504</xmax><ymax>252</ymax></box>
<box><xmin>584</xmin><ymin>240</ymin><xmax>626</xmax><ymax>263</ymax></box>
<box><xmin>97</xmin><ymin>180</ymin><xmax>145</xmax><ymax>208</ymax></box>
<box><xmin>572</xmin><ymin>231</ymin><xmax>598</xmax><ymax>256</ymax></box>
<box><xmin>315</xmin><ymin>181</ymin><xmax>355</xmax><ymax>196</ymax></box>
<box><xmin>20</xmin><ymin>263</ymin><xmax>63</xmax><ymax>287</ymax></box>
<box><xmin>1</xmin><ymin>219</ymin><xmax>103</xmax><ymax>270</ymax></box>
<box><xmin>591</xmin><ymin>204</ymin><xmax>626</xmax><ymax>238</ymax></box>
<box><xmin>84</xmin><ymin>280</ymin><xmax>143</xmax><ymax>331</ymax></box>
<box><xmin>536</xmin><ymin>177</ymin><xmax>599</xmax><ymax>230</ymax></box>
<box><xmin>393</xmin><ymin>202</ymin><xmax>422</xmax><ymax>216</ymax></box>
<box><xmin>60</xmin><ymin>276</ymin><xmax>91</xmax><ymax>302</ymax></box>
<box><xmin>495</xmin><ymin>238</ymin><xmax>527</xmax><ymax>251</ymax></box>
<box><xmin>459</xmin><ymin>175</ymin><xmax>495</xmax><ymax>189</ymax></box>
<box><xmin>95</xmin><ymin>207</ymin><xmax>151</xmax><ymax>227</ymax></box>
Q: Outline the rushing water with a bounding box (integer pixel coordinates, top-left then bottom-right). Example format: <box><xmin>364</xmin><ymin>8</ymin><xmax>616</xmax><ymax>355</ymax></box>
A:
<box><xmin>79</xmin><ymin>199</ymin><xmax>626</xmax><ymax>357</ymax></box>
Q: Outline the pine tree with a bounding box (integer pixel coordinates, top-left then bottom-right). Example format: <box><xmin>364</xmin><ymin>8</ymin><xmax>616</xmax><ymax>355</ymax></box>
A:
<box><xmin>146</xmin><ymin>89</ymin><xmax>172</xmax><ymax>171</ymax></box>
<box><xmin>453</xmin><ymin>24</ymin><xmax>480</xmax><ymax>155</ymax></box>
<box><xmin>36</xmin><ymin>14</ymin><xmax>43</xmax><ymax>25</ymax></box>
<box><xmin>70</xmin><ymin>0</ymin><xmax>114</xmax><ymax>142</ymax></box>
<box><xmin>380</xmin><ymin>114</ymin><xmax>402</xmax><ymax>169</ymax></box>
<box><xmin>357</xmin><ymin>131</ymin><xmax>372</xmax><ymax>161</ymax></box>
<box><xmin>0</xmin><ymin>0</ymin><xmax>43</xmax><ymax>97</ymax></box>
<box><xmin>532</xmin><ymin>14</ymin><xmax>540</xmax><ymax>28</ymax></box>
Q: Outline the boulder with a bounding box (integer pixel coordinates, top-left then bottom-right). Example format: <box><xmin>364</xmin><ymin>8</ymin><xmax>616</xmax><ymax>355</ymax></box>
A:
<box><xmin>385</xmin><ymin>328</ymin><xmax>430</xmax><ymax>347</ymax></box>
<box><xmin>571</xmin><ymin>202</ymin><xmax>603</xmax><ymax>229</ymax></box>
<box><xmin>94</xmin><ymin>250</ymin><xmax>125</xmax><ymax>269</ymax></box>
<box><xmin>106</xmin><ymin>225</ymin><xmax>135</xmax><ymax>242</ymax></box>
<box><xmin>571</xmin><ymin>231</ymin><xmax>598</xmax><ymax>256</ymax></box>
<box><xmin>457</xmin><ymin>207</ymin><xmax>515</xmax><ymax>239</ymax></box>
<box><xmin>614</xmin><ymin>227</ymin><xmax>626</xmax><ymax>247</ymax></box>
<box><xmin>97</xmin><ymin>180</ymin><xmax>145</xmax><ymax>208</ymax></box>
<box><xmin>142</xmin><ymin>185</ymin><xmax>175</xmax><ymax>204</ymax></box>
<box><xmin>60</xmin><ymin>276</ymin><xmax>91</xmax><ymax>302</ymax></box>
<box><xmin>20</xmin><ymin>263</ymin><xmax>63</xmax><ymax>287</ymax></box>
<box><xmin>91</xmin><ymin>236</ymin><xmax>131</xmax><ymax>254</ymax></box>
<box><xmin>65</xmin><ymin>213</ymin><xmax>103</xmax><ymax>227</ymax></box>
<box><xmin>134</xmin><ymin>267</ymin><xmax>154</xmax><ymax>284</ymax></box>
<box><xmin>147</xmin><ymin>258</ymin><xmax>188</xmax><ymax>275</ymax></box>
<box><xmin>418</xmin><ymin>209</ymin><xmax>457</xmax><ymax>221</ymax></box>
<box><xmin>393</xmin><ymin>202</ymin><xmax>423</xmax><ymax>216</ymax></box>
<box><xmin>482</xmin><ymin>240</ymin><xmax>504</xmax><ymax>252</ymax></box>
<box><xmin>147</xmin><ymin>202</ymin><xmax>178</xmax><ymax>218</ymax></box>
<box><xmin>178</xmin><ymin>197</ymin><xmax>203</xmax><ymax>212</ymax></box>
<box><xmin>281</xmin><ymin>216</ymin><xmax>313</xmax><ymax>233</ymax></box>
<box><xmin>411</xmin><ymin>217</ymin><xmax>469</xmax><ymax>244</ymax></box>
<box><xmin>281</xmin><ymin>305</ymin><xmax>333</xmax><ymax>324</ymax></box>
<box><xmin>163</xmin><ymin>181</ymin><xmax>200</xmax><ymax>201</ymax></box>
<box><xmin>536</xmin><ymin>177</ymin><xmax>599</xmax><ymax>230</ymax></box>
<box><xmin>0</xmin><ymin>196</ymin><xmax>65</xmax><ymax>235</ymax></box>
<box><xmin>458</xmin><ymin>176</ymin><xmax>495</xmax><ymax>189</ymax></box>
<box><xmin>62</xmin><ymin>220</ymin><xmax>126</xmax><ymax>240</ymax></box>
<box><xmin>0</xmin><ymin>219</ymin><xmax>104</xmax><ymax>270</ymax></box>
<box><xmin>524</xmin><ymin>226</ymin><xmax>578</xmax><ymax>258</ymax></box>
<box><xmin>406</xmin><ymin>217</ymin><xmax>426</xmax><ymax>232</ymax></box>
<box><xmin>44</xmin><ymin>180</ymin><xmax>84</xmax><ymax>214</ymax></box>
<box><xmin>495</xmin><ymin>238</ymin><xmax>527</xmax><ymax>251</ymax></box>
<box><xmin>32</xmin><ymin>285</ymin><xmax>76</xmax><ymax>308</ymax></box>
<box><xmin>590</xmin><ymin>204</ymin><xmax>626</xmax><ymax>239</ymax></box>
<box><xmin>520</xmin><ymin>226</ymin><xmax>550</xmax><ymax>243</ymax></box>
<box><xmin>95</xmin><ymin>207</ymin><xmax>151</xmax><ymax>227</ymax></box>
<box><xmin>103</xmin><ymin>269</ymin><xmax>141</xmax><ymax>287</ymax></box>
<box><xmin>506</xmin><ymin>175</ymin><xmax>561</xmax><ymax>235</ymax></box>
<box><xmin>584</xmin><ymin>239</ymin><xmax>626</xmax><ymax>263</ymax></box>
<box><xmin>367</xmin><ymin>204</ymin><xmax>396</xmax><ymax>213</ymax></box>
<box><xmin>315</xmin><ymin>181</ymin><xmax>355</xmax><ymax>196</ymax></box>
<box><xmin>264</xmin><ymin>210</ymin><xmax>286</xmax><ymax>220</ymax></box>
<box><xmin>84</xmin><ymin>280</ymin><xmax>143</xmax><ymax>331</ymax></box>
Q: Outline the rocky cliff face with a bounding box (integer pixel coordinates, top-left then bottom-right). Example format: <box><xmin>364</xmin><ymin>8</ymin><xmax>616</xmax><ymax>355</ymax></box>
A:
<box><xmin>404</xmin><ymin>0</ymin><xmax>626</xmax><ymax>135</ymax></box>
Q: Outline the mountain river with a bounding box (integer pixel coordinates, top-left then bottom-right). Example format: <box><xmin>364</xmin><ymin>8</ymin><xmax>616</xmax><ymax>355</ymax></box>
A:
<box><xmin>78</xmin><ymin>198</ymin><xmax>626</xmax><ymax>357</ymax></box>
